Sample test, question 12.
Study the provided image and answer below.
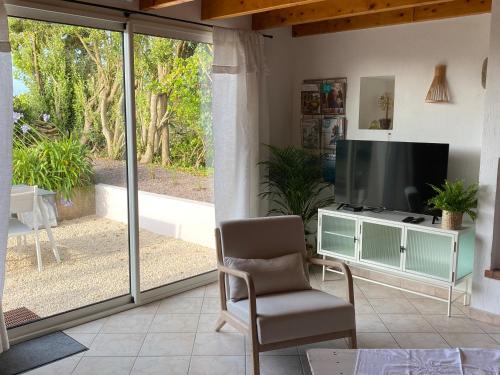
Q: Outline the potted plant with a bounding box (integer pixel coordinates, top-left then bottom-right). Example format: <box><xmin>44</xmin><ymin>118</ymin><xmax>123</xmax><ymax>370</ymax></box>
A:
<box><xmin>427</xmin><ymin>180</ymin><xmax>478</xmax><ymax>230</ymax></box>
<box><xmin>259</xmin><ymin>145</ymin><xmax>336</xmax><ymax>254</ymax></box>
<box><xmin>378</xmin><ymin>93</ymin><xmax>393</xmax><ymax>129</ymax></box>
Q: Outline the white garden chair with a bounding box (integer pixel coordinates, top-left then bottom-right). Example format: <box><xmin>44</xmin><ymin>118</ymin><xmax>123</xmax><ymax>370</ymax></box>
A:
<box><xmin>8</xmin><ymin>186</ymin><xmax>45</xmax><ymax>271</ymax></box>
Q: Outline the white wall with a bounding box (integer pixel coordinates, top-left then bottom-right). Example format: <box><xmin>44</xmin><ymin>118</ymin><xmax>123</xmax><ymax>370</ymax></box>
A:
<box><xmin>96</xmin><ymin>184</ymin><xmax>215</xmax><ymax>248</ymax></box>
<box><xmin>472</xmin><ymin>0</ymin><xmax>500</xmax><ymax>316</ymax></box>
<box><xmin>291</xmin><ymin>15</ymin><xmax>491</xmax><ymax>184</ymax></box>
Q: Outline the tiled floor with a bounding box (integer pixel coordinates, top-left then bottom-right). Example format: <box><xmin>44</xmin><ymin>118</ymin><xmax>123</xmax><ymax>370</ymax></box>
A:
<box><xmin>27</xmin><ymin>269</ymin><xmax>500</xmax><ymax>375</ymax></box>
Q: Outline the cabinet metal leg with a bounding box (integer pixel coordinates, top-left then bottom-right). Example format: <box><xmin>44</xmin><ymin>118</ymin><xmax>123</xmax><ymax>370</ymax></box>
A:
<box><xmin>322</xmin><ymin>255</ymin><xmax>326</xmax><ymax>282</ymax></box>
<box><xmin>464</xmin><ymin>279</ymin><xmax>472</xmax><ymax>306</ymax></box>
<box><xmin>447</xmin><ymin>286</ymin><xmax>453</xmax><ymax>317</ymax></box>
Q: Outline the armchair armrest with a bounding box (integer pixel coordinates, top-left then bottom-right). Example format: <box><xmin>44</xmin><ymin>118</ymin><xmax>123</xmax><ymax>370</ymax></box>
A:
<box><xmin>217</xmin><ymin>264</ymin><xmax>257</xmax><ymax>325</ymax></box>
<box><xmin>307</xmin><ymin>258</ymin><xmax>355</xmax><ymax>305</ymax></box>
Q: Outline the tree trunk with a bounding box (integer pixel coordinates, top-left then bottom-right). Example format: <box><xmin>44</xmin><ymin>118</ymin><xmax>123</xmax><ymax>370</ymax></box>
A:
<box><xmin>140</xmin><ymin>93</ymin><xmax>159</xmax><ymax>164</ymax></box>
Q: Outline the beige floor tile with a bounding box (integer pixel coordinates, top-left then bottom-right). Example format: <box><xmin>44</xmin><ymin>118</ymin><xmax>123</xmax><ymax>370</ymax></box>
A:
<box><xmin>357</xmin><ymin>284</ymin><xmax>405</xmax><ymax>299</ymax></box>
<box><xmin>297</xmin><ymin>339</ymin><xmax>348</xmax><ymax>354</ymax></box>
<box><xmin>25</xmin><ymin>356</ymin><xmax>81</xmax><ymax>375</ymax></box>
<box><xmin>355</xmin><ymin>314</ymin><xmax>388</xmax><ymax>333</ymax></box>
<box><xmin>409</xmin><ymin>298</ymin><xmax>463</xmax><ymax>315</ymax></box>
<box><xmin>490</xmin><ymin>334</ymin><xmax>500</xmax><ymax>344</ymax></box>
<box><xmin>100</xmin><ymin>314</ymin><xmax>154</xmax><ymax>333</ymax></box>
<box><xmin>392</xmin><ymin>333</ymin><xmax>450</xmax><ymax>349</ymax></box>
<box><xmin>248</xmin><ymin>355</ymin><xmax>303</xmax><ymax>375</ymax></box>
<box><xmin>73</xmin><ymin>357</ymin><xmax>135</xmax><ymax>375</ymax></box>
<box><xmin>139</xmin><ymin>333</ymin><xmax>195</xmax><ymax>356</ymax></box>
<box><xmin>157</xmin><ymin>297</ymin><xmax>203</xmax><ymax>314</ymax></box>
<box><xmin>475</xmin><ymin>321</ymin><xmax>500</xmax><ymax>334</ymax></box>
<box><xmin>197</xmin><ymin>314</ymin><xmax>237</xmax><ymax>333</ymax></box>
<box><xmin>189</xmin><ymin>356</ymin><xmax>245</xmax><ymax>375</ymax></box>
<box><xmin>354</xmin><ymin>298</ymin><xmax>375</xmax><ymax>314</ymax></box>
<box><xmin>424</xmin><ymin>315</ymin><xmax>484</xmax><ymax>333</ymax></box>
<box><xmin>441</xmin><ymin>333</ymin><xmax>500</xmax><ymax>348</ymax></box>
<box><xmin>192</xmin><ymin>332</ymin><xmax>245</xmax><ymax>355</ymax></box>
<box><xmin>86</xmin><ymin>333</ymin><xmax>145</xmax><ymax>356</ymax></box>
<box><xmin>64</xmin><ymin>318</ymin><xmax>108</xmax><ymax>334</ymax></box>
<box><xmin>204</xmin><ymin>283</ymin><xmax>220</xmax><ymax>298</ymax></box>
<box><xmin>368</xmin><ymin>298</ymin><xmax>418</xmax><ymax>314</ymax></box>
<box><xmin>357</xmin><ymin>333</ymin><xmax>399</xmax><ymax>349</ymax></box>
<box><xmin>379</xmin><ymin>314</ymin><xmax>435</xmax><ymax>333</ymax></box>
<box><xmin>149</xmin><ymin>314</ymin><xmax>199</xmax><ymax>333</ymax></box>
<box><xmin>131</xmin><ymin>356</ymin><xmax>190</xmax><ymax>375</ymax></box>
<box><xmin>201</xmin><ymin>297</ymin><xmax>220</xmax><ymax>314</ymax></box>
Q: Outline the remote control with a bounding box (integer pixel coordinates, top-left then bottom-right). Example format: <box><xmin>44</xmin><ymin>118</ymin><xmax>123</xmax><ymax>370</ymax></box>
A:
<box><xmin>402</xmin><ymin>216</ymin><xmax>414</xmax><ymax>223</ymax></box>
<box><xmin>412</xmin><ymin>217</ymin><xmax>425</xmax><ymax>224</ymax></box>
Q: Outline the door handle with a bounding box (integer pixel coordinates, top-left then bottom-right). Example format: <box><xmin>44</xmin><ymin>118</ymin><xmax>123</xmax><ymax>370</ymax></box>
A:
<box><xmin>400</xmin><ymin>246</ymin><xmax>405</xmax><ymax>253</ymax></box>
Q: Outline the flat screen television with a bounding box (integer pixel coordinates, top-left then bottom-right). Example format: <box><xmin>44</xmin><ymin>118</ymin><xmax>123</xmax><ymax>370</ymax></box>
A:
<box><xmin>335</xmin><ymin>140</ymin><xmax>449</xmax><ymax>214</ymax></box>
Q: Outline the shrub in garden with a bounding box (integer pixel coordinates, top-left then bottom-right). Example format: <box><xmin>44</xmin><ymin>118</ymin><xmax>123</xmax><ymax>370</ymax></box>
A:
<box><xmin>12</xmin><ymin>135</ymin><xmax>94</xmax><ymax>201</ymax></box>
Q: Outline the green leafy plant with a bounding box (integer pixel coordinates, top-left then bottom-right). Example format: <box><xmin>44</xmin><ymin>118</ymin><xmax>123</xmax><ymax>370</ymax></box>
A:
<box><xmin>259</xmin><ymin>145</ymin><xmax>336</xmax><ymax>233</ymax></box>
<box><xmin>427</xmin><ymin>180</ymin><xmax>478</xmax><ymax>220</ymax></box>
<box><xmin>12</xmin><ymin>136</ymin><xmax>94</xmax><ymax>200</ymax></box>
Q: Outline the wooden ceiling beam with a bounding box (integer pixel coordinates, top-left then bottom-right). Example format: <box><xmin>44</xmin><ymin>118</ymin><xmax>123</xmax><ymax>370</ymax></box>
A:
<box><xmin>292</xmin><ymin>0</ymin><xmax>491</xmax><ymax>37</ymax></box>
<box><xmin>252</xmin><ymin>0</ymin><xmax>456</xmax><ymax>30</ymax></box>
<box><xmin>201</xmin><ymin>0</ymin><xmax>326</xmax><ymax>20</ymax></box>
<box><xmin>140</xmin><ymin>0</ymin><xmax>195</xmax><ymax>11</ymax></box>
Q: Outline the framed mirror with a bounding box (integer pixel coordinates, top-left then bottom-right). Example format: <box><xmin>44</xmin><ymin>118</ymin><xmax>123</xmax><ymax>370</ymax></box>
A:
<box><xmin>359</xmin><ymin>76</ymin><xmax>395</xmax><ymax>130</ymax></box>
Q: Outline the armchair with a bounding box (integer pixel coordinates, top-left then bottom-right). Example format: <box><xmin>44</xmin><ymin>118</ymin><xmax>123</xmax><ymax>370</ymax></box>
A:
<box><xmin>215</xmin><ymin>216</ymin><xmax>356</xmax><ymax>375</ymax></box>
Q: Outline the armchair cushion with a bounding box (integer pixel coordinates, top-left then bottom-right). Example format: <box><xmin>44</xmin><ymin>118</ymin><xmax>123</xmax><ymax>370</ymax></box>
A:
<box><xmin>224</xmin><ymin>252</ymin><xmax>311</xmax><ymax>301</ymax></box>
<box><xmin>227</xmin><ymin>289</ymin><xmax>355</xmax><ymax>345</ymax></box>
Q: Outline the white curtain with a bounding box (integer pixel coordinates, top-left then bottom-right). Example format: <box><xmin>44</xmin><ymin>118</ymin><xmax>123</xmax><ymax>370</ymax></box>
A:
<box><xmin>0</xmin><ymin>0</ymin><xmax>12</xmax><ymax>353</ymax></box>
<box><xmin>212</xmin><ymin>27</ymin><xmax>269</xmax><ymax>224</ymax></box>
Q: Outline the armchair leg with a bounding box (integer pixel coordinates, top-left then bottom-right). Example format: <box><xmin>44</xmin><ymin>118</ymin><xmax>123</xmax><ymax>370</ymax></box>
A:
<box><xmin>251</xmin><ymin>340</ymin><xmax>260</xmax><ymax>375</ymax></box>
<box><xmin>214</xmin><ymin>316</ymin><xmax>226</xmax><ymax>332</ymax></box>
<box><xmin>349</xmin><ymin>329</ymin><xmax>357</xmax><ymax>349</ymax></box>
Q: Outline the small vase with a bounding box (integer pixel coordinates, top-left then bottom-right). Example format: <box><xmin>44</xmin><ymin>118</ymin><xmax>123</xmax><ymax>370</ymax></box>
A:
<box><xmin>441</xmin><ymin>210</ymin><xmax>463</xmax><ymax>230</ymax></box>
<box><xmin>379</xmin><ymin>118</ymin><xmax>392</xmax><ymax>130</ymax></box>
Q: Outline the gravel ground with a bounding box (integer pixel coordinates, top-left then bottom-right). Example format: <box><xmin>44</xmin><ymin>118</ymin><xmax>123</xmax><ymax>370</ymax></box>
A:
<box><xmin>4</xmin><ymin>215</ymin><xmax>216</xmax><ymax>318</ymax></box>
<box><xmin>93</xmin><ymin>158</ymin><xmax>214</xmax><ymax>203</ymax></box>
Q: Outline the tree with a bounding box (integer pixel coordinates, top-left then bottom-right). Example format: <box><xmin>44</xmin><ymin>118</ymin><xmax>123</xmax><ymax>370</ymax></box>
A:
<box><xmin>9</xmin><ymin>17</ymin><xmax>214</xmax><ymax>170</ymax></box>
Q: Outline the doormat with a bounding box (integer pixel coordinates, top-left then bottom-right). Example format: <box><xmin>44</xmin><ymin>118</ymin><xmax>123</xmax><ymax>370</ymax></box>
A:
<box><xmin>0</xmin><ymin>331</ymin><xmax>88</xmax><ymax>375</ymax></box>
<box><xmin>4</xmin><ymin>307</ymin><xmax>40</xmax><ymax>329</ymax></box>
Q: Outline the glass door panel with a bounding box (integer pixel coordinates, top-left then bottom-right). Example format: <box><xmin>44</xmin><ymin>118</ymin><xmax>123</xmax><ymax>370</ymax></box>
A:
<box><xmin>320</xmin><ymin>215</ymin><xmax>357</xmax><ymax>258</ymax></box>
<box><xmin>5</xmin><ymin>17</ymin><xmax>129</xmax><ymax>328</ymax></box>
<box><xmin>405</xmin><ymin>229</ymin><xmax>453</xmax><ymax>280</ymax></box>
<box><xmin>360</xmin><ymin>221</ymin><xmax>402</xmax><ymax>268</ymax></box>
<box><xmin>133</xmin><ymin>33</ymin><xmax>216</xmax><ymax>291</ymax></box>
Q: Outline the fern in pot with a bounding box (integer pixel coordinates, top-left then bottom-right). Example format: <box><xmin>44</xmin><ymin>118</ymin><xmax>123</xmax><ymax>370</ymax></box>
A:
<box><xmin>428</xmin><ymin>180</ymin><xmax>478</xmax><ymax>230</ymax></box>
<box><xmin>259</xmin><ymin>145</ymin><xmax>336</xmax><ymax>253</ymax></box>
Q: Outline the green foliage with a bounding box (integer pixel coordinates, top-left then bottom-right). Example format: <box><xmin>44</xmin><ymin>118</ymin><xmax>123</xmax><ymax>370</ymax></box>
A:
<box><xmin>9</xmin><ymin>17</ymin><xmax>213</xmax><ymax>175</ymax></box>
<box><xmin>13</xmin><ymin>136</ymin><xmax>94</xmax><ymax>200</ymax></box>
<box><xmin>259</xmin><ymin>146</ymin><xmax>336</xmax><ymax>231</ymax></box>
<box><xmin>428</xmin><ymin>180</ymin><xmax>478</xmax><ymax>220</ymax></box>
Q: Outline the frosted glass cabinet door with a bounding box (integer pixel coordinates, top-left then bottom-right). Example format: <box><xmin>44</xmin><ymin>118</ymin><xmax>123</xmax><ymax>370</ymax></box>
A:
<box><xmin>405</xmin><ymin>229</ymin><xmax>454</xmax><ymax>281</ymax></box>
<box><xmin>360</xmin><ymin>221</ymin><xmax>402</xmax><ymax>268</ymax></box>
<box><xmin>320</xmin><ymin>214</ymin><xmax>357</xmax><ymax>259</ymax></box>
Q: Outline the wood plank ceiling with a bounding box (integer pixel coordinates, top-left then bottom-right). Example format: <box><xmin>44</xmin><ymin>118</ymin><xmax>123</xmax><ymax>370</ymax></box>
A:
<box><xmin>140</xmin><ymin>0</ymin><xmax>492</xmax><ymax>37</ymax></box>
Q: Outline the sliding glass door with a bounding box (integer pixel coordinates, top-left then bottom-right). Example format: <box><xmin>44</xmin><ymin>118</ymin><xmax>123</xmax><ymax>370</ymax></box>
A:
<box><xmin>132</xmin><ymin>33</ymin><xmax>216</xmax><ymax>292</ymax></box>
<box><xmin>4</xmin><ymin>11</ymin><xmax>216</xmax><ymax>336</ymax></box>
<box><xmin>5</xmin><ymin>17</ymin><xmax>130</xmax><ymax>327</ymax></box>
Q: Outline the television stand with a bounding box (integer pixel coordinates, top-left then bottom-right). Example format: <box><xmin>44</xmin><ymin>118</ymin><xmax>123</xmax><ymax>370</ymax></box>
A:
<box><xmin>317</xmin><ymin>206</ymin><xmax>474</xmax><ymax>316</ymax></box>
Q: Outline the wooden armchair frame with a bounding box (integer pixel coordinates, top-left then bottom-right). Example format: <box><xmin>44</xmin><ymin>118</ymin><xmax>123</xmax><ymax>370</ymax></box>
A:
<box><xmin>214</xmin><ymin>228</ymin><xmax>357</xmax><ymax>375</ymax></box>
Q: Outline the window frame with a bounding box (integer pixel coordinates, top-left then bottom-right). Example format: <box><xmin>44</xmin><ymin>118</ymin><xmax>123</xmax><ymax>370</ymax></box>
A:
<box><xmin>5</xmin><ymin>3</ymin><xmax>216</xmax><ymax>344</ymax></box>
